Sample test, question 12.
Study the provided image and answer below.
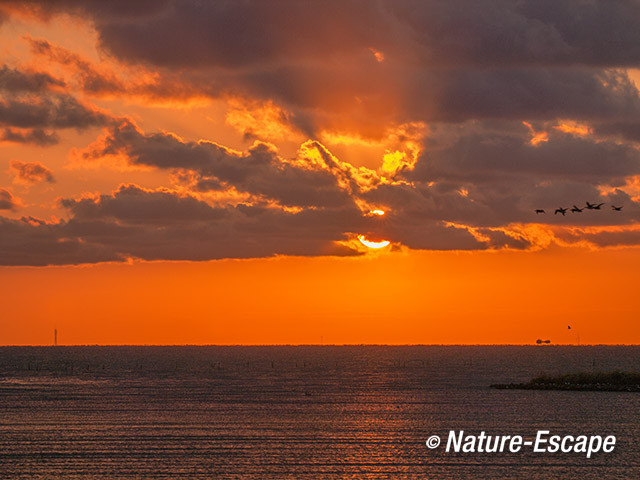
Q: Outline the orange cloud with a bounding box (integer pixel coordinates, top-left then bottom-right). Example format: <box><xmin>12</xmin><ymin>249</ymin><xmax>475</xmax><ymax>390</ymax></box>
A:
<box><xmin>9</xmin><ymin>159</ymin><xmax>55</xmax><ymax>185</ymax></box>
<box><xmin>523</xmin><ymin>121</ymin><xmax>549</xmax><ymax>146</ymax></box>
<box><xmin>26</xmin><ymin>37</ymin><xmax>209</xmax><ymax>106</ymax></box>
<box><xmin>225</xmin><ymin>97</ymin><xmax>301</xmax><ymax>141</ymax></box>
<box><xmin>369</xmin><ymin>47</ymin><xmax>385</xmax><ymax>62</ymax></box>
<box><xmin>554</xmin><ymin>121</ymin><xmax>592</xmax><ymax>136</ymax></box>
<box><xmin>598</xmin><ymin>176</ymin><xmax>640</xmax><ymax>202</ymax></box>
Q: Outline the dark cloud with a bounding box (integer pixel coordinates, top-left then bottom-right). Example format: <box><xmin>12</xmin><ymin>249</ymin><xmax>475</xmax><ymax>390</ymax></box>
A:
<box><xmin>0</xmin><ymin>216</ymin><xmax>118</xmax><ymax>266</ymax></box>
<box><xmin>27</xmin><ymin>39</ymin><xmax>199</xmax><ymax>102</ymax></box>
<box><xmin>586</xmin><ymin>229</ymin><xmax>640</xmax><ymax>247</ymax></box>
<box><xmin>401</xmin><ymin>68</ymin><xmax>640</xmax><ymax>123</ymax></box>
<box><xmin>3</xmin><ymin>117</ymin><xmax>639</xmax><ymax>264</ymax></box>
<box><xmin>0</xmin><ymin>64</ymin><xmax>65</xmax><ymax>92</ymax></box>
<box><xmin>7</xmin><ymin>1</ymin><xmax>640</xmax><ymax>131</ymax></box>
<box><xmin>0</xmin><ymin>188</ymin><xmax>18</xmax><ymax>210</ymax></box>
<box><xmin>554</xmin><ymin>225</ymin><xmax>640</xmax><ymax>248</ymax></box>
<box><xmin>0</xmin><ymin>184</ymin><xmax>371</xmax><ymax>265</ymax></box>
<box><xmin>27</xmin><ymin>39</ymin><xmax>125</xmax><ymax>94</ymax></box>
<box><xmin>389</xmin><ymin>0</ymin><xmax>640</xmax><ymax>67</ymax></box>
<box><xmin>382</xmin><ymin>120</ymin><xmax>640</xmax><ymax>228</ymax></box>
<box><xmin>78</xmin><ymin>121</ymin><xmax>640</xmax><ymax>250</ymax></box>
<box><xmin>411</xmin><ymin>123</ymin><xmax>640</xmax><ymax>184</ymax></box>
<box><xmin>1</xmin><ymin>127</ymin><xmax>58</xmax><ymax>146</ymax></box>
<box><xmin>593</xmin><ymin>120</ymin><xmax>640</xmax><ymax>144</ymax></box>
<box><xmin>0</xmin><ymin>181</ymin><xmax>525</xmax><ymax>265</ymax></box>
<box><xmin>0</xmin><ymin>93</ymin><xmax>112</xmax><ymax>130</ymax></box>
<box><xmin>137</xmin><ymin>60</ymin><xmax>640</xmax><ymax>132</ymax></box>
<box><xmin>83</xmin><ymin>121</ymin><xmax>363</xmax><ymax>209</ymax></box>
<box><xmin>0</xmin><ymin>64</ymin><xmax>117</xmax><ymax>142</ymax></box>
<box><xmin>59</xmin><ymin>184</ymin><xmax>225</xmax><ymax>224</ymax></box>
<box><xmin>21</xmin><ymin>0</ymin><xmax>385</xmax><ymax>68</ymax></box>
<box><xmin>9</xmin><ymin>160</ymin><xmax>55</xmax><ymax>184</ymax></box>
<box><xmin>12</xmin><ymin>0</ymin><xmax>640</xmax><ymax>68</ymax></box>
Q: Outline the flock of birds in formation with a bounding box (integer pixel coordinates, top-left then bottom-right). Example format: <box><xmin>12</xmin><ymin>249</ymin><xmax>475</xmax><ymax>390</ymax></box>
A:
<box><xmin>535</xmin><ymin>201</ymin><xmax>623</xmax><ymax>216</ymax></box>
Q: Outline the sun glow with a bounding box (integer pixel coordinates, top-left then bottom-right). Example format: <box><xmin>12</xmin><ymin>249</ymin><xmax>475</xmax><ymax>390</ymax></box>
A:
<box><xmin>369</xmin><ymin>209</ymin><xmax>385</xmax><ymax>216</ymax></box>
<box><xmin>358</xmin><ymin>235</ymin><xmax>390</xmax><ymax>249</ymax></box>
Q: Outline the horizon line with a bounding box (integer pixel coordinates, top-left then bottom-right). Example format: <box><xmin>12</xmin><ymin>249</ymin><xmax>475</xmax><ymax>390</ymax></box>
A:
<box><xmin>1</xmin><ymin>343</ymin><xmax>639</xmax><ymax>347</ymax></box>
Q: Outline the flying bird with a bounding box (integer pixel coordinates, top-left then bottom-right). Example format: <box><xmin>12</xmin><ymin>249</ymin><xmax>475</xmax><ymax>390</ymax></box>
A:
<box><xmin>535</xmin><ymin>209</ymin><xmax>545</xmax><ymax>214</ymax></box>
<box><xmin>585</xmin><ymin>202</ymin><xmax>605</xmax><ymax>210</ymax></box>
<box><xmin>611</xmin><ymin>205</ymin><xmax>623</xmax><ymax>211</ymax></box>
<box><xmin>571</xmin><ymin>205</ymin><xmax>583</xmax><ymax>213</ymax></box>
<box><xmin>554</xmin><ymin>207</ymin><xmax>568</xmax><ymax>216</ymax></box>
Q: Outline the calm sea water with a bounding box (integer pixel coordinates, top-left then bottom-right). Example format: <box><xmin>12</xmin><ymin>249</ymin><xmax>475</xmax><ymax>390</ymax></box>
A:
<box><xmin>0</xmin><ymin>346</ymin><xmax>639</xmax><ymax>479</ymax></box>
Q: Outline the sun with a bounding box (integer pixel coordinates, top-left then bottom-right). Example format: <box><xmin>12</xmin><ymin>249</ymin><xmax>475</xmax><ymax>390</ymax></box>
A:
<box><xmin>358</xmin><ymin>235</ymin><xmax>390</xmax><ymax>249</ymax></box>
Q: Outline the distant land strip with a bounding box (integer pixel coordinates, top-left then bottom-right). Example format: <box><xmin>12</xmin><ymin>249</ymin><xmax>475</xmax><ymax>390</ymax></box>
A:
<box><xmin>491</xmin><ymin>371</ymin><xmax>640</xmax><ymax>392</ymax></box>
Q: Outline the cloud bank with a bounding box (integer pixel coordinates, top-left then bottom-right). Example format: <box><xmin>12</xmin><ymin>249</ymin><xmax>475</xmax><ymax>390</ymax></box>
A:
<box><xmin>0</xmin><ymin>0</ymin><xmax>638</xmax><ymax>264</ymax></box>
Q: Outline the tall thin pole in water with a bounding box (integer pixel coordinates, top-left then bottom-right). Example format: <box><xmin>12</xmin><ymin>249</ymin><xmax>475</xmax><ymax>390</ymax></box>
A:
<box><xmin>54</xmin><ymin>328</ymin><xmax>57</xmax><ymax>346</ymax></box>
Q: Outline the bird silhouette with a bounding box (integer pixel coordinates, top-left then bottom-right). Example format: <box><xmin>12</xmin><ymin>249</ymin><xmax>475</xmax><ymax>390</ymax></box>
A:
<box><xmin>585</xmin><ymin>202</ymin><xmax>605</xmax><ymax>210</ymax></box>
<box><xmin>554</xmin><ymin>207</ymin><xmax>568</xmax><ymax>216</ymax></box>
<box><xmin>611</xmin><ymin>205</ymin><xmax>623</xmax><ymax>211</ymax></box>
<box><xmin>571</xmin><ymin>205</ymin><xmax>583</xmax><ymax>213</ymax></box>
<box><xmin>535</xmin><ymin>209</ymin><xmax>545</xmax><ymax>214</ymax></box>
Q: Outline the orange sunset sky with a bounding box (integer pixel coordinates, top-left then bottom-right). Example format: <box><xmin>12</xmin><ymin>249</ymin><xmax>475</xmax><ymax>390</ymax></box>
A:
<box><xmin>1</xmin><ymin>1</ymin><xmax>639</xmax><ymax>345</ymax></box>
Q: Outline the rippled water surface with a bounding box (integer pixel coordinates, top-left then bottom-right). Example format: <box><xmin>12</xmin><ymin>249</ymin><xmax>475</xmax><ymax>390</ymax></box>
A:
<box><xmin>1</xmin><ymin>346</ymin><xmax>639</xmax><ymax>479</ymax></box>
